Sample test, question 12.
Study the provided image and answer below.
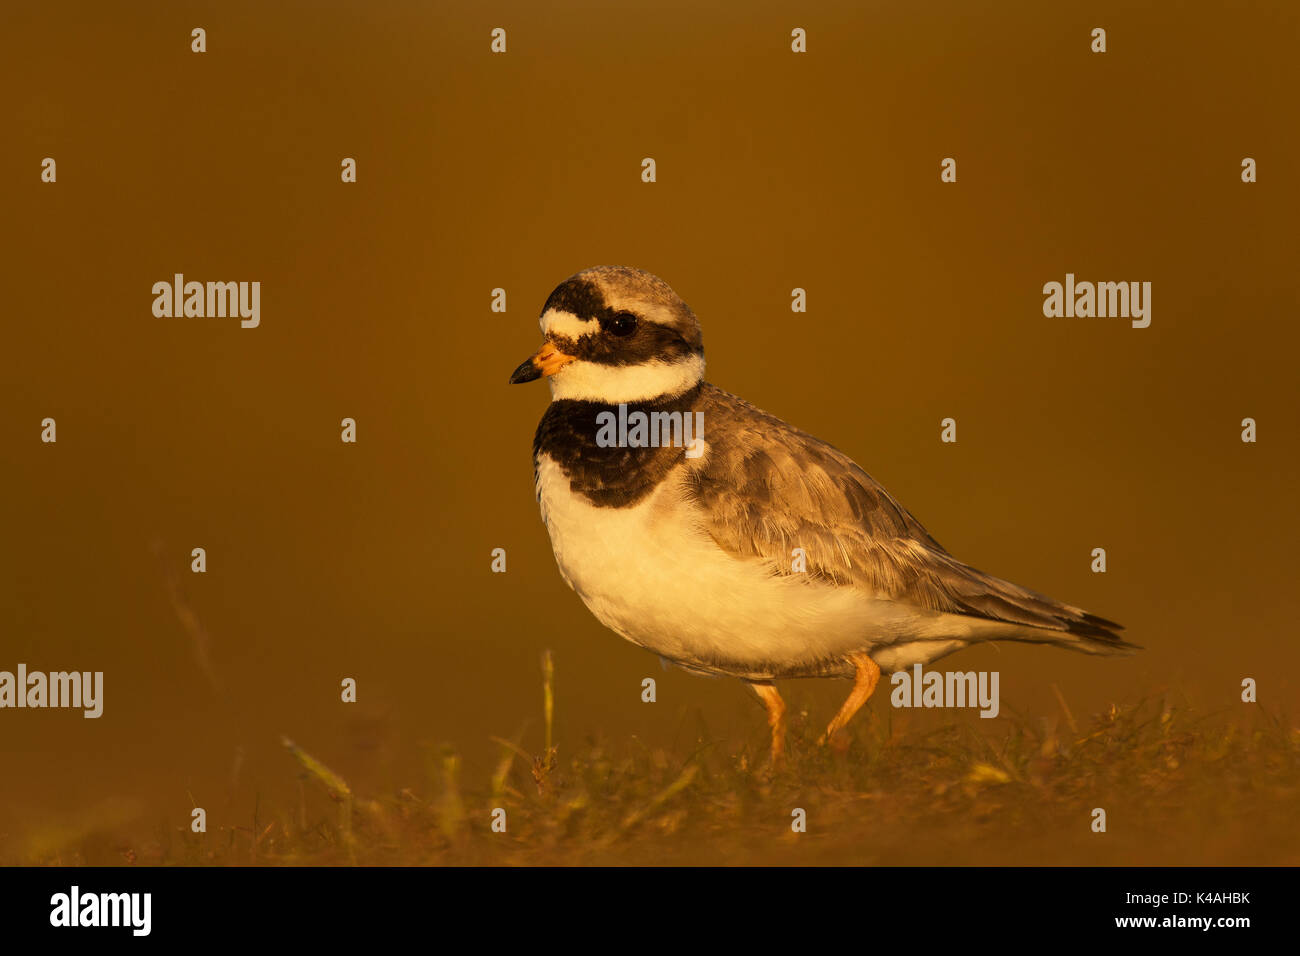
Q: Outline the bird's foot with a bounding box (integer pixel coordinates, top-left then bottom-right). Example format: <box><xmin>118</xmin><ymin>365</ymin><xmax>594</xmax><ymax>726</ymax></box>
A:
<box><xmin>820</xmin><ymin>726</ymin><xmax>852</xmax><ymax>755</ymax></box>
<box><xmin>749</xmin><ymin>681</ymin><xmax>787</xmax><ymax>775</ymax></box>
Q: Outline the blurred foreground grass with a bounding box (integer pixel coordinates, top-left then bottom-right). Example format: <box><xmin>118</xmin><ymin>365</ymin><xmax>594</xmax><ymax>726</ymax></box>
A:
<box><xmin>9</xmin><ymin>681</ymin><xmax>1298</xmax><ymax>866</ymax></box>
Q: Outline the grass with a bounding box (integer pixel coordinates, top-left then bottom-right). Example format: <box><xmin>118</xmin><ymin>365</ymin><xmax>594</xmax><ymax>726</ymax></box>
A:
<box><xmin>11</xmin><ymin>657</ymin><xmax>1299</xmax><ymax>866</ymax></box>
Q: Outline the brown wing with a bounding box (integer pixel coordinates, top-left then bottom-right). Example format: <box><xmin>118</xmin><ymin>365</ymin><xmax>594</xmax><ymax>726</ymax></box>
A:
<box><xmin>686</xmin><ymin>384</ymin><xmax>1131</xmax><ymax>649</ymax></box>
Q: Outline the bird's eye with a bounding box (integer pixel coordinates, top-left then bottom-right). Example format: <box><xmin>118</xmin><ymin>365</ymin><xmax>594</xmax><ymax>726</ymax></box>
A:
<box><xmin>602</xmin><ymin>311</ymin><xmax>638</xmax><ymax>337</ymax></box>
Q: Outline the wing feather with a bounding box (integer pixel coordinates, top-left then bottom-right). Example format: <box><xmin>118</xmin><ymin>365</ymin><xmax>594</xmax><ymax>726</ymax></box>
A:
<box><xmin>687</xmin><ymin>384</ymin><xmax>1132</xmax><ymax>650</ymax></box>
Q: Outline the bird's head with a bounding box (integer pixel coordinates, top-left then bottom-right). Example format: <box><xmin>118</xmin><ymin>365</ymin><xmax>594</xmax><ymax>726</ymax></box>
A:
<box><xmin>508</xmin><ymin>266</ymin><xmax>705</xmax><ymax>403</ymax></box>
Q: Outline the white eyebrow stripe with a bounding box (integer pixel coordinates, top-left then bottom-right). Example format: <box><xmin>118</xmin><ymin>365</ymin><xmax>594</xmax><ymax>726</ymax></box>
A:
<box><xmin>540</xmin><ymin>308</ymin><xmax>597</xmax><ymax>339</ymax></box>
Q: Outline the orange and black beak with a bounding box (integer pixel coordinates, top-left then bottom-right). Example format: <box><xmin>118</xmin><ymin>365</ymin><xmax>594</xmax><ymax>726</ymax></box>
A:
<box><xmin>508</xmin><ymin>341</ymin><xmax>576</xmax><ymax>384</ymax></box>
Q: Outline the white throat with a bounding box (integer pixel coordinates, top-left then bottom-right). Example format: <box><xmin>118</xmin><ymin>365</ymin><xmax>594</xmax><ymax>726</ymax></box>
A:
<box><xmin>548</xmin><ymin>354</ymin><xmax>705</xmax><ymax>403</ymax></box>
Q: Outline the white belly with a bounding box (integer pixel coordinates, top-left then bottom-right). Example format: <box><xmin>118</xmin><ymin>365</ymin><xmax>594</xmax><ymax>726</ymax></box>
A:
<box><xmin>534</xmin><ymin>455</ymin><xmax>973</xmax><ymax>679</ymax></box>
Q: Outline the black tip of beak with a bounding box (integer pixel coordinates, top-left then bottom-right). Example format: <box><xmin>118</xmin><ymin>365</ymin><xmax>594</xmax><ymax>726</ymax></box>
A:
<box><xmin>508</xmin><ymin>358</ymin><xmax>541</xmax><ymax>385</ymax></box>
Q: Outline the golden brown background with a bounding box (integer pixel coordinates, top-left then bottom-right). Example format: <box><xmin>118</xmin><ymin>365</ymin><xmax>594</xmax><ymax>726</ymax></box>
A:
<box><xmin>1</xmin><ymin>0</ymin><xmax>1297</xmax><ymax>863</ymax></box>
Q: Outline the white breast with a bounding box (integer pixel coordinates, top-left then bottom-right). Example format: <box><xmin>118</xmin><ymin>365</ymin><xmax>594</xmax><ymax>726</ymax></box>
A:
<box><xmin>534</xmin><ymin>454</ymin><xmax>974</xmax><ymax>679</ymax></box>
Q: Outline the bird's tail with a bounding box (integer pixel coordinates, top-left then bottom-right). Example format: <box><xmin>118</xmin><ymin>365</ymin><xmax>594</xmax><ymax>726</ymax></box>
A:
<box><xmin>1042</xmin><ymin>610</ymin><xmax>1138</xmax><ymax>655</ymax></box>
<box><xmin>940</xmin><ymin>557</ymin><xmax>1139</xmax><ymax>655</ymax></box>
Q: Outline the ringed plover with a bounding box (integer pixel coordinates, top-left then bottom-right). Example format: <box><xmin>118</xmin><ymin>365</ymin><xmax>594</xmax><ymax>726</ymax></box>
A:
<box><xmin>509</xmin><ymin>266</ymin><xmax>1135</xmax><ymax>765</ymax></box>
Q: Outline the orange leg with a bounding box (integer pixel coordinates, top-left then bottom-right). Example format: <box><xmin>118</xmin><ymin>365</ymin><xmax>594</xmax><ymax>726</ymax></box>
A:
<box><xmin>749</xmin><ymin>682</ymin><xmax>786</xmax><ymax>767</ymax></box>
<box><xmin>820</xmin><ymin>653</ymin><xmax>881</xmax><ymax>744</ymax></box>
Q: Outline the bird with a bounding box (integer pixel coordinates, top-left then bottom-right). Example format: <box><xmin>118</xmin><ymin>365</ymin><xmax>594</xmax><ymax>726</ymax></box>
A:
<box><xmin>509</xmin><ymin>265</ymin><xmax>1136</xmax><ymax>766</ymax></box>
